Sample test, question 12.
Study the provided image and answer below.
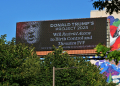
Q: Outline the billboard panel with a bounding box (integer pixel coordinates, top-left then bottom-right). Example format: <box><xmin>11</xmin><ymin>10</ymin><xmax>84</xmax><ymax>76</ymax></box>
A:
<box><xmin>16</xmin><ymin>17</ymin><xmax>107</xmax><ymax>51</ymax></box>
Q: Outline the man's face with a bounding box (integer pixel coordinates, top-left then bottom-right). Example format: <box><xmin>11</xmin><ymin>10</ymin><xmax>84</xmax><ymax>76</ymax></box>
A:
<box><xmin>22</xmin><ymin>22</ymin><xmax>40</xmax><ymax>44</ymax></box>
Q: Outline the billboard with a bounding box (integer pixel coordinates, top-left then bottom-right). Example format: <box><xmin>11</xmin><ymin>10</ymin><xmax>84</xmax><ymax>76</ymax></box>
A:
<box><xmin>16</xmin><ymin>17</ymin><xmax>107</xmax><ymax>51</ymax></box>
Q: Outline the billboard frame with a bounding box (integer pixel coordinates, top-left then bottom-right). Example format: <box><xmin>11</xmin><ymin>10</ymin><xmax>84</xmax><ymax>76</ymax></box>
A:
<box><xmin>16</xmin><ymin>18</ymin><xmax>110</xmax><ymax>56</ymax></box>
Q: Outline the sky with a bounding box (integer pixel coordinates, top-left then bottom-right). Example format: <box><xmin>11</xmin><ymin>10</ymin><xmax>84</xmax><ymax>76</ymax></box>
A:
<box><xmin>0</xmin><ymin>0</ymin><xmax>100</xmax><ymax>42</ymax></box>
<box><xmin>0</xmin><ymin>0</ymin><xmax>101</xmax><ymax>62</ymax></box>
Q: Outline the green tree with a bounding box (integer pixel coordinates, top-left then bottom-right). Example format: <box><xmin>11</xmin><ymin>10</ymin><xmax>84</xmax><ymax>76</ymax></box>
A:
<box><xmin>92</xmin><ymin>0</ymin><xmax>120</xmax><ymax>15</ymax></box>
<box><xmin>39</xmin><ymin>45</ymin><xmax>116</xmax><ymax>86</ymax></box>
<box><xmin>94</xmin><ymin>43</ymin><xmax>120</xmax><ymax>65</ymax></box>
<box><xmin>0</xmin><ymin>34</ymin><xmax>116</xmax><ymax>86</ymax></box>
<box><xmin>0</xmin><ymin>34</ymin><xmax>43</xmax><ymax>86</ymax></box>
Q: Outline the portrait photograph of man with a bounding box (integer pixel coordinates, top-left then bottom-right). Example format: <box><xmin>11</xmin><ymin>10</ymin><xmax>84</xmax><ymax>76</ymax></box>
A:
<box><xmin>16</xmin><ymin>21</ymin><xmax>43</xmax><ymax>51</ymax></box>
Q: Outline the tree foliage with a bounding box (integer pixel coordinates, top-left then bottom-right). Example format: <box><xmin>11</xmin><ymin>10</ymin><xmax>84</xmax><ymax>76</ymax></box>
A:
<box><xmin>0</xmin><ymin>34</ymin><xmax>42</xmax><ymax>86</ymax></box>
<box><xmin>94</xmin><ymin>43</ymin><xmax>120</xmax><ymax>65</ymax></box>
<box><xmin>41</xmin><ymin>45</ymin><xmax>116</xmax><ymax>86</ymax></box>
<box><xmin>0</xmin><ymin>34</ymin><xmax>116</xmax><ymax>86</ymax></box>
<box><xmin>92</xmin><ymin>0</ymin><xmax>120</xmax><ymax>15</ymax></box>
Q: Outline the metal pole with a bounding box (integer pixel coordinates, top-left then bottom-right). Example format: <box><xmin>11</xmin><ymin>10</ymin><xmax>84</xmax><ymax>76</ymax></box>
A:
<box><xmin>53</xmin><ymin>66</ymin><xmax>55</xmax><ymax>86</ymax></box>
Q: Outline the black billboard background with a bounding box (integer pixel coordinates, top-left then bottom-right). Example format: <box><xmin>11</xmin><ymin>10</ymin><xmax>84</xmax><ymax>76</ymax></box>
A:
<box><xmin>16</xmin><ymin>17</ymin><xmax>107</xmax><ymax>51</ymax></box>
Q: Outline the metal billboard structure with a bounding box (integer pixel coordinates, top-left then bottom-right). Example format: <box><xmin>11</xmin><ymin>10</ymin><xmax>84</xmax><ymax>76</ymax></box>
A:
<box><xmin>16</xmin><ymin>17</ymin><xmax>109</xmax><ymax>56</ymax></box>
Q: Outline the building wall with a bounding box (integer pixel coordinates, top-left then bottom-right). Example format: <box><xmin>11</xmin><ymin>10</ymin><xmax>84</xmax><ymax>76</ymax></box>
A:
<box><xmin>90</xmin><ymin>10</ymin><xmax>120</xmax><ymax>19</ymax></box>
<box><xmin>90</xmin><ymin>10</ymin><xmax>120</xmax><ymax>85</ymax></box>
